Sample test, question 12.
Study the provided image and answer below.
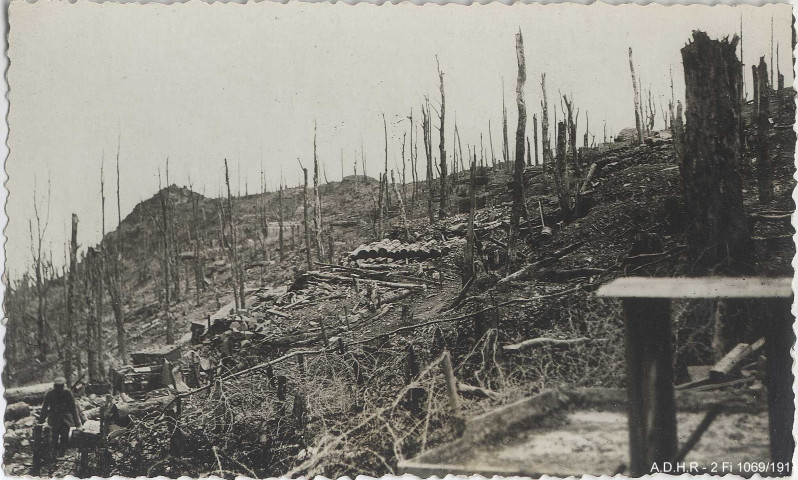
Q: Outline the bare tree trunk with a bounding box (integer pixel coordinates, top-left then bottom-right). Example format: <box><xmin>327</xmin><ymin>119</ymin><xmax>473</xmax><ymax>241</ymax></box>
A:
<box><xmin>554</xmin><ymin>121</ymin><xmax>571</xmax><ymax>219</ymax></box>
<box><xmin>755</xmin><ymin>57</ymin><xmax>773</xmax><ymax>205</ymax></box>
<box><xmin>224</xmin><ymin>159</ymin><xmax>243</xmax><ymax>310</ymax></box>
<box><xmin>502</xmin><ymin>80</ymin><xmax>510</xmax><ymax>171</ymax></box>
<box><xmin>465</xmin><ymin>155</ymin><xmax>476</xmax><ymax>284</ymax></box>
<box><xmin>313</xmin><ymin>122</ymin><xmax>324</xmax><ymax>260</ymax></box>
<box><xmin>533</xmin><ymin>114</ymin><xmax>539</xmax><ymax>165</ymax></box>
<box><xmin>111</xmin><ymin>146</ymin><xmax>128</xmax><ymax>363</ymax></box>
<box><xmin>409</xmin><ymin>109</ymin><xmax>418</xmax><ymax>214</ymax></box>
<box><xmin>540</xmin><ymin>74</ymin><xmax>550</xmax><ymax>193</ymax></box>
<box><xmin>679</xmin><ymin>31</ymin><xmax>750</xmax><ymax>273</ymax></box>
<box><xmin>97</xmin><ymin>161</ymin><xmax>106</xmax><ymax>378</ymax></box>
<box><xmin>508</xmin><ymin>31</ymin><xmax>529</xmax><ymax>267</ymax></box>
<box><xmin>488</xmin><ymin>120</ymin><xmax>496</xmax><ymax>167</ymax></box>
<box><xmin>84</xmin><ymin>248</ymin><xmax>103</xmax><ymax>383</ymax></box>
<box><xmin>437</xmin><ymin>59</ymin><xmax>448</xmax><ymax>219</ymax></box>
<box><xmin>278</xmin><ymin>181</ymin><xmax>285</xmax><ymax>261</ymax></box>
<box><xmin>629</xmin><ymin>47</ymin><xmax>644</xmax><ymax>144</ymax></box>
<box><xmin>64</xmin><ymin>214</ymin><xmax>78</xmax><ymax>385</ymax></box>
<box><xmin>160</xmin><ymin>176</ymin><xmax>175</xmax><ymax>343</ymax></box>
<box><xmin>563</xmin><ymin>95</ymin><xmax>581</xmax><ymax>178</ymax></box>
<box><xmin>422</xmin><ymin>101</ymin><xmax>435</xmax><ymax>223</ymax></box>
<box><xmin>391</xmin><ymin>170</ymin><xmax>410</xmax><ymax>241</ymax></box>
<box><xmin>302</xmin><ymin>166</ymin><xmax>313</xmax><ymax>271</ymax></box>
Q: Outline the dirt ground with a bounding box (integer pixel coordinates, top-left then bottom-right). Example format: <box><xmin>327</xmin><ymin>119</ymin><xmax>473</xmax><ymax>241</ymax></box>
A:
<box><xmin>430</xmin><ymin>409</ymin><xmax>770</xmax><ymax>477</ymax></box>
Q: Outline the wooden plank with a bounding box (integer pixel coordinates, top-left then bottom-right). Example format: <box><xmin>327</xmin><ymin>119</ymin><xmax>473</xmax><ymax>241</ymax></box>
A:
<box><xmin>597</xmin><ymin>276</ymin><xmax>791</xmax><ymax>299</ymax></box>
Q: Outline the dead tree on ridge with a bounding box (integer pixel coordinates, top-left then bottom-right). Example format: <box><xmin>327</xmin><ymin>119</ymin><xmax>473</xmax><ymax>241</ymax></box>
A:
<box><xmin>107</xmin><ymin>143</ymin><xmax>128</xmax><ymax>362</ymax></box>
<box><xmin>629</xmin><ymin>47</ymin><xmax>644</xmax><ymax>144</ymax></box>
<box><xmin>436</xmin><ymin>58</ymin><xmax>448</xmax><ymax>219</ymax></box>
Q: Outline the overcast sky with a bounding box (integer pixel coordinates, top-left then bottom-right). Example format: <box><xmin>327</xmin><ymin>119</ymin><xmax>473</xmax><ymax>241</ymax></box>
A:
<box><xmin>6</xmin><ymin>0</ymin><xmax>792</xmax><ymax>279</ymax></box>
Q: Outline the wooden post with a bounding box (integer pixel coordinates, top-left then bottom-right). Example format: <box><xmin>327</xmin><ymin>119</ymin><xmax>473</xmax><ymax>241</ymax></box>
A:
<box><xmin>629</xmin><ymin>47</ymin><xmax>643</xmax><ymax>144</ymax></box>
<box><xmin>622</xmin><ymin>297</ymin><xmax>677</xmax><ymax>476</ymax></box>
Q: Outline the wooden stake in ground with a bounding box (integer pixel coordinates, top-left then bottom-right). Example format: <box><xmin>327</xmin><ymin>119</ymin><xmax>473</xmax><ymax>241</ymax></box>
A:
<box><xmin>629</xmin><ymin>47</ymin><xmax>644</xmax><ymax>144</ymax></box>
<box><xmin>679</xmin><ymin>31</ymin><xmax>750</xmax><ymax>273</ymax></box>
<box><xmin>508</xmin><ymin>30</ymin><xmax>530</xmax><ymax>267</ymax></box>
<box><xmin>755</xmin><ymin>56</ymin><xmax>773</xmax><ymax>204</ymax></box>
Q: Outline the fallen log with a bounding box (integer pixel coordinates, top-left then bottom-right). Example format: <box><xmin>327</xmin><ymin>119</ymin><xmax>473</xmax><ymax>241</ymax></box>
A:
<box><xmin>380</xmin><ymin>289</ymin><xmax>414</xmax><ymax>306</ymax></box>
<box><xmin>503</xmin><ymin>336</ymin><xmax>592</xmax><ymax>353</ymax></box>
<box><xmin>709</xmin><ymin>338</ymin><xmax>764</xmax><ymax>382</ymax></box>
<box><xmin>5</xmin><ymin>382</ymin><xmax>52</xmax><ymax>405</ymax></box>
<box><xmin>267</xmin><ymin>308</ymin><xmax>291</xmax><ymax>319</ymax></box>
<box><xmin>301</xmin><ymin>271</ymin><xmax>424</xmax><ymax>291</ymax></box>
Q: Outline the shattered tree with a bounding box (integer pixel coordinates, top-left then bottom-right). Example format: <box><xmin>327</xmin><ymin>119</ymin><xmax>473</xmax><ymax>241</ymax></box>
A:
<box><xmin>678</xmin><ymin>31</ymin><xmax>751</xmax><ymax>273</ymax></box>
<box><xmin>508</xmin><ymin>31</ymin><xmax>530</xmax><ymax>266</ymax></box>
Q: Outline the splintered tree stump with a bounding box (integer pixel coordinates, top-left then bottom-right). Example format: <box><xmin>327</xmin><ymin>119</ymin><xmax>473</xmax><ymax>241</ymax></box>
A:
<box><xmin>755</xmin><ymin>57</ymin><xmax>773</xmax><ymax>205</ymax></box>
<box><xmin>679</xmin><ymin>31</ymin><xmax>751</xmax><ymax>274</ymax></box>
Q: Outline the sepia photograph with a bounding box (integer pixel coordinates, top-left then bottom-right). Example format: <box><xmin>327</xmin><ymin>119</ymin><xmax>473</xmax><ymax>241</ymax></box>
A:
<box><xmin>3</xmin><ymin>1</ymin><xmax>796</xmax><ymax>478</ymax></box>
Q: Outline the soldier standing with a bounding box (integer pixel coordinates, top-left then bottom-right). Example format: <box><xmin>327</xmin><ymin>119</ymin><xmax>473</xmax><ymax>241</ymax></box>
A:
<box><xmin>38</xmin><ymin>376</ymin><xmax>82</xmax><ymax>455</ymax></box>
